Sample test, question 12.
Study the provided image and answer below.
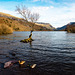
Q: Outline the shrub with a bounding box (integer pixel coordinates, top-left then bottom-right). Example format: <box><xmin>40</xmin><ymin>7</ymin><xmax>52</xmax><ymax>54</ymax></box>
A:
<box><xmin>10</xmin><ymin>22</ymin><xmax>12</xmax><ymax>23</ymax></box>
<box><xmin>0</xmin><ymin>24</ymin><xmax>13</xmax><ymax>35</ymax></box>
<box><xmin>9</xmin><ymin>24</ymin><xmax>11</xmax><ymax>27</ymax></box>
<box><xmin>15</xmin><ymin>27</ymin><xmax>20</xmax><ymax>31</ymax></box>
<box><xmin>6</xmin><ymin>20</ymin><xmax>8</xmax><ymax>22</ymax></box>
<box><xmin>67</xmin><ymin>25</ymin><xmax>75</xmax><ymax>33</ymax></box>
<box><xmin>40</xmin><ymin>28</ymin><xmax>42</xmax><ymax>31</ymax></box>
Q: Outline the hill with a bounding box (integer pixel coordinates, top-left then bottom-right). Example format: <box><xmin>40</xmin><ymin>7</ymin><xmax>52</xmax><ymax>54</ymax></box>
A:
<box><xmin>35</xmin><ymin>22</ymin><xmax>55</xmax><ymax>30</ymax></box>
<box><xmin>56</xmin><ymin>22</ymin><xmax>75</xmax><ymax>33</ymax></box>
<box><xmin>66</xmin><ymin>22</ymin><xmax>75</xmax><ymax>33</ymax></box>
<box><xmin>56</xmin><ymin>25</ymin><xmax>67</xmax><ymax>31</ymax></box>
<box><xmin>0</xmin><ymin>12</ymin><xmax>54</xmax><ymax>35</ymax></box>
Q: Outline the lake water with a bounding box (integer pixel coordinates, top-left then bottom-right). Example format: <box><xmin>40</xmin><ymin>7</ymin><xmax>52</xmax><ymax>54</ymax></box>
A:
<box><xmin>0</xmin><ymin>31</ymin><xmax>75</xmax><ymax>75</ymax></box>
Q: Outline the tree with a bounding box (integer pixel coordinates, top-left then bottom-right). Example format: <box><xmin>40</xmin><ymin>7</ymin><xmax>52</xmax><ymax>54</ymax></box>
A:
<box><xmin>16</xmin><ymin>4</ymin><xmax>31</xmax><ymax>22</ymax></box>
<box><xmin>16</xmin><ymin>4</ymin><xmax>40</xmax><ymax>25</ymax></box>
<box><xmin>16</xmin><ymin>4</ymin><xmax>40</xmax><ymax>42</ymax></box>
<box><xmin>30</xmin><ymin>13</ymin><xmax>39</xmax><ymax>23</ymax></box>
<box><xmin>29</xmin><ymin>13</ymin><xmax>39</xmax><ymax>30</ymax></box>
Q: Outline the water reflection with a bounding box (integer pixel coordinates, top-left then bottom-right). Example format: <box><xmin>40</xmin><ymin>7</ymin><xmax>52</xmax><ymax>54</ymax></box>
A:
<box><xmin>29</xmin><ymin>42</ymin><xmax>32</xmax><ymax>47</ymax></box>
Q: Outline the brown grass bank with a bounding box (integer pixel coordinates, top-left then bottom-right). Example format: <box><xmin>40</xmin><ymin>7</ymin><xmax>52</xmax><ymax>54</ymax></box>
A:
<box><xmin>0</xmin><ymin>24</ymin><xmax>13</xmax><ymax>35</ymax></box>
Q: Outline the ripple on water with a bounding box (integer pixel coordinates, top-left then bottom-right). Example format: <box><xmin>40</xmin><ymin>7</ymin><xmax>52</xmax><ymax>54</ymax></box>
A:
<box><xmin>0</xmin><ymin>31</ymin><xmax>75</xmax><ymax>75</ymax></box>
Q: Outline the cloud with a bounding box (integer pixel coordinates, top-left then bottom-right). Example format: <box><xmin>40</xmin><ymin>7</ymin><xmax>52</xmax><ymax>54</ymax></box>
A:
<box><xmin>32</xmin><ymin>0</ymin><xmax>54</xmax><ymax>4</ymax></box>
<box><xmin>31</xmin><ymin>3</ymin><xmax>75</xmax><ymax>28</ymax></box>
<box><xmin>0</xmin><ymin>1</ymin><xmax>75</xmax><ymax>28</ymax></box>
<box><xmin>0</xmin><ymin>8</ymin><xmax>21</xmax><ymax>17</ymax></box>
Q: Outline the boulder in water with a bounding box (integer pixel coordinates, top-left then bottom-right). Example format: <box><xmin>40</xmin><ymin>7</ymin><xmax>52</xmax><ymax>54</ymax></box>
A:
<box><xmin>4</xmin><ymin>60</ymin><xmax>18</xmax><ymax>68</ymax></box>
<box><xmin>20</xmin><ymin>38</ymin><xmax>34</xmax><ymax>43</ymax></box>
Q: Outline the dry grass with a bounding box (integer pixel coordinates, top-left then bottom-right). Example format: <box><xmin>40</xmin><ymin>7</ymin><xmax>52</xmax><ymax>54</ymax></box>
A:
<box><xmin>35</xmin><ymin>23</ymin><xmax>54</xmax><ymax>30</ymax></box>
<box><xmin>0</xmin><ymin>17</ymin><xmax>31</xmax><ymax>31</ymax></box>
<box><xmin>0</xmin><ymin>16</ymin><xmax>52</xmax><ymax>35</ymax></box>
<box><xmin>0</xmin><ymin>12</ymin><xmax>54</xmax><ymax>35</ymax></box>
<box><xmin>0</xmin><ymin>12</ymin><xmax>20</xmax><ymax>19</ymax></box>
<box><xmin>0</xmin><ymin>24</ymin><xmax>13</xmax><ymax>35</ymax></box>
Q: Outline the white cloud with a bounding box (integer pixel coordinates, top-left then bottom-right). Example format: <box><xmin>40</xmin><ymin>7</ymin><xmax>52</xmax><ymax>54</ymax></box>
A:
<box><xmin>0</xmin><ymin>2</ymin><xmax>75</xmax><ymax>28</ymax></box>
<box><xmin>32</xmin><ymin>0</ymin><xmax>54</xmax><ymax>4</ymax></box>
<box><xmin>31</xmin><ymin>3</ymin><xmax>75</xmax><ymax>28</ymax></box>
<box><xmin>0</xmin><ymin>8</ymin><xmax>21</xmax><ymax>18</ymax></box>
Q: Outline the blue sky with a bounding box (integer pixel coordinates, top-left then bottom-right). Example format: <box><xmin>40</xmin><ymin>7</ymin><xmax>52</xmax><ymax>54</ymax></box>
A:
<box><xmin>0</xmin><ymin>0</ymin><xmax>75</xmax><ymax>28</ymax></box>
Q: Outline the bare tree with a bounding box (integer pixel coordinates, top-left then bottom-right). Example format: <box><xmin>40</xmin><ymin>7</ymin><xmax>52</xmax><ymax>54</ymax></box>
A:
<box><xmin>29</xmin><ymin>13</ymin><xmax>39</xmax><ymax>23</ymax></box>
<box><xmin>16</xmin><ymin>4</ymin><xmax>40</xmax><ymax>33</ymax></box>
<box><xmin>29</xmin><ymin>13</ymin><xmax>40</xmax><ymax>30</ymax></box>
<box><xmin>16</xmin><ymin>4</ymin><xmax>39</xmax><ymax>23</ymax></box>
<box><xmin>16</xmin><ymin>4</ymin><xmax>31</xmax><ymax>22</ymax></box>
<box><xmin>16</xmin><ymin>4</ymin><xmax>40</xmax><ymax>42</ymax></box>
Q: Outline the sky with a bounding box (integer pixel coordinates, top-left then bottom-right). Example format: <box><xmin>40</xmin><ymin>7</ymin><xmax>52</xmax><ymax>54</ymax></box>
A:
<box><xmin>0</xmin><ymin>0</ymin><xmax>75</xmax><ymax>28</ymax></box>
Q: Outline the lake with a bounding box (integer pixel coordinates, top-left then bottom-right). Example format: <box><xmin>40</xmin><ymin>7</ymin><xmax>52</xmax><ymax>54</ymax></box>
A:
<box><xmin>0</xmin><ymin>31</ymin><xmax>75</xmax><ymax>75</ymax></box>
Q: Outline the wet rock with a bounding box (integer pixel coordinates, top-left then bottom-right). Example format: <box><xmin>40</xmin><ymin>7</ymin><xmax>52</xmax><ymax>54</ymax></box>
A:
<box><xmin>30</xmin><ymin>64</ymin><xmax>36</xmax><ymax>69</ymax></box>
<box><xmin>20</xmin><ymin>38</ymin><xmax>34</xmax><ymax>43</ymax></box>
<box><xmin>4</xmin><ymin>61</ymin><xmax>13</xmax><ymax>68</ymax></box>
<box><xmin>4</xmin><ymin>60</ymin><xmax>18</xmax><ymax>68</ymax></box>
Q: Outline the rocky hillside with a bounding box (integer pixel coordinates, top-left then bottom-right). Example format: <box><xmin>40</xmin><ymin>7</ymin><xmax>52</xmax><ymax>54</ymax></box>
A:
<box><xmin>66</xmin><ymin>22</ymin><xmax>75</xmax><ymax>33</ymax></box>
<box><xmin>35</xmin><ymin>22</ymin><xmax>55</xmax><ymax>30</ymax></box>
<box><xmin>0</xmin><ymin>12</ymin><xmax>54</xmax><ymax>34</ymax></box>
<box><xmin>56</xmin><ymin>22</ymin><xmax>75</xmax><ymax>33</ymax></box>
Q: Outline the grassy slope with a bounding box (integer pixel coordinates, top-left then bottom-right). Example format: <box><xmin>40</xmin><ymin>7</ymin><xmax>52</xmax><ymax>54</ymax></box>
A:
<box><xmin>0</xmin><ymin>17</ymin><xmax>31</xmax><ymax>31</ymax></box>
<box><xmin>35</xmin><ymin>23</ymin><xmax>55</xmax><ymax>30</ymax></box>
<box><xmin>0</xmin><ymin>24</ymin><xmax>13</xmax><ymax>35</ymax></box>
<box><xmin>0</xmin><ymin>12</ymin><xmax>20</xmax><ymax>19</ymax></box>
<box><xmin>0</xmin><ymin>12</ymin><xmax>53</xmax><ymax>35</ymax></box>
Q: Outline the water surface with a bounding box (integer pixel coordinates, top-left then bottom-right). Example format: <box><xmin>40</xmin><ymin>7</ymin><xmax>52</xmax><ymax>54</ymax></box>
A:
<box><xmin>0</xmin><ymin>31</ymin><xmax>75</xmax><ymax>75</ymax></box>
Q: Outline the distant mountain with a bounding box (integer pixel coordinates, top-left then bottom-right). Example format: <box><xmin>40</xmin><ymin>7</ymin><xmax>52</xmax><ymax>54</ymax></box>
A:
<box><xmin>56</xmin><ymin>25</ymin><xmax>67</xmax><ymax>31</ymax></box>
<box><xmin>56</xmin><ymin>22</ymin><xmax>75</xmax><ymax>31</ymax></box>
<box><xmin>35</xmin><ymin>22</ymin><xmax>55</xmax><ymax>30</ymax></box>
<box><xmin>68</xmin><ymin>22</ymin><xmax>75</xmax><ymax>25</ymax></box>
